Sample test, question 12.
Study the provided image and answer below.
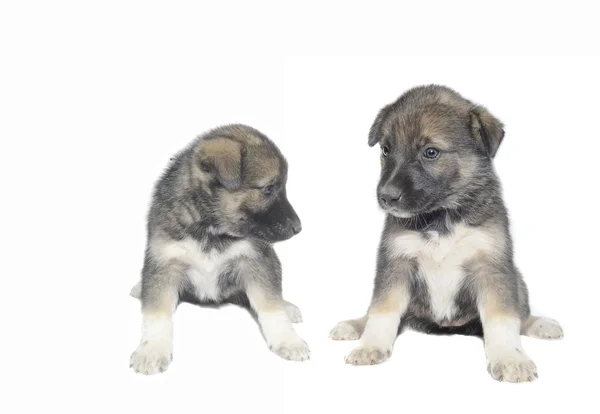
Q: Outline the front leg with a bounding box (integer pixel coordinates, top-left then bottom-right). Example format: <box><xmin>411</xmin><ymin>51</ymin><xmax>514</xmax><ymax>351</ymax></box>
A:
<box><xmin>345</xmin><ymin>281</ymin><xmax>410</xmax><ymax>365</ymax></box>
<box><xmin>130</xmin><ymin>259</ymin><xmax>183</xmax><ymax>375</ymax></box>
<box><xmin>245</xmin><ymin>267</ymin><xmax>309</xmax><ymax>361</ymax></box>
<box><xmin>477</xmin><ymin>273</ymin><xmax>537</xmax><ymax>382</ymax></box>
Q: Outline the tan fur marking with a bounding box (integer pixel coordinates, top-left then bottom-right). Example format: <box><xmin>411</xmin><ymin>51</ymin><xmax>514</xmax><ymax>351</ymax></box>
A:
<box><xmin>241</xmin><ymin>132</ymin><xmax>262</xmax><ymax>145</ymax></box>
<box><xmin>369</xmin><ymin>284</ymin><xmax>409</xmax><ymax>314</ymax></box>
<box><xmin>480</xmin><ymin>292</ymin><xmax>519</xmax><ymax>322</ymax></box>
<box><xmin>246</xmin><ymin>283</ymin><xmax>284</xmax><ymax>313</ymax></box>
<box><xmin>200</xmin><ymin>138</ymin><xmax>242</xmax><ymax>186</ymax></box>
<box><xmin>249</xmin><ymin>156</ymin><xmax>280</xmax><ymax>187</ymax></box>
<box><xmin>142</xmin><ymin>290</ymin><xmax>177</xmax><ymax>317</ymax></box>
<box><xmin>419</xmin><ymin>113</ymin><xmax>453</xmax><ymax>145</ymax></box>
<box><xmin>226</xmin><ymin>125</ymin><xmax>262</xmax><ymax>145</ymax></box>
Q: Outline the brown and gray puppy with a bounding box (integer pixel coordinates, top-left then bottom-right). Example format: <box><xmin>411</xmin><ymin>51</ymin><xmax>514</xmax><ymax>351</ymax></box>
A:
<box><xmin>130</xmin><ymin>124</ymin><xmax>309</xmax><ymax>375</ymax></box>
<box><xmin>330</xmin><ymin>85</ymin><xmax>563</xmax><ymax>382</ymax></box>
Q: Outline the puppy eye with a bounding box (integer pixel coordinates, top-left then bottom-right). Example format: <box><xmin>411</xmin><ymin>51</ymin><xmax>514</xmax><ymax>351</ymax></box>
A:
<box><xmin>382</xmin><ymin>145</ymin><xmax>390</xmax><ymax>157</ymax></box>
<box><xmin>423</xmin><ymin>147</ymin><xmax>440</xmax><ymax>159</ymax></box>
<box><xmin>263</xmin><ymin>185</ymin><xmax>275</xmax><ymax>196</ymax></box>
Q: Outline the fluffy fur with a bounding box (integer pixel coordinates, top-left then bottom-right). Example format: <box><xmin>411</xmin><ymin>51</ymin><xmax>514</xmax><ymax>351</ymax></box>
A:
<box><xmin>330</xmin><ymin>85</ymin><xmax>563</xmax><ymax>382</ymax></box>
<box><xmin>130</xmin><ymin>124</ymin><xmax>308</xmax><ymax>375</ymax></box>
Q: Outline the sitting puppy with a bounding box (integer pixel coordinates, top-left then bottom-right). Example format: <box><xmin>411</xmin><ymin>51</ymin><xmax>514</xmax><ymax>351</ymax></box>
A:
<box><xmin>130</xmin><ymin>124</ymin><xmax>309</xmax><ymax>375</ymax></box>
<box><xmin>330</xmin><ymin>85</ymin><xmax>563</xmax><ymax>382</ymax></box>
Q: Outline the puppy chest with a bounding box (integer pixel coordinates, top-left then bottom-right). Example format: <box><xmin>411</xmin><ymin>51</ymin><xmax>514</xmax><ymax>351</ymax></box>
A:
<box><xmin>391</xmin><ymin>224</ymin><xmax>499</xmax><ymax>322</ymax></box>
<box><xmin>416</xmin><ymin>256</ymin><xmax>466</xmax><ymax>322</ymax></box>
<box><xmin>186</xmin><ymin>259</ymin><xmax>228</xmax><ymax>301</ymax></box>
<box><xmin>155</xmin><ymin>237</ymin><xmax>256</xmax><ymax>301</ymax></box>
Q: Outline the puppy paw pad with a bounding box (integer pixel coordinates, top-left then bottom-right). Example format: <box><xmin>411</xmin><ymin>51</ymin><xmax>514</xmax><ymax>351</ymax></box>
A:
<box><xmin>130</xmin><ymin>341</ymin><xmax>172</xmax><ymax>375</ymax></box>
<box><xmin>271</xmin><ymin>339</ymin><xmax>310</xmax><ymax>361</ymax></box>
<box><xmin>345</xmin><ymin>346</ymin><xmax>390</xmax><ymax>365</ymax></box>
<box><xmin>487</xmin><ymin>353</ymin><xmax>537</xmax><ymax>383</ymax></box>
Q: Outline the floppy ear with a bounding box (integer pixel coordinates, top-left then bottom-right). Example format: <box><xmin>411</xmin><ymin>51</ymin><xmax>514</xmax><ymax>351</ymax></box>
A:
<box><xmin>368</xmin><ymin>105</ymin><xmax>392</xmax><ymax>147</ymax></box>
<box><xmin>470</xmin><ymin>105</ymin><xmax>505</xmax><ymax>158</ymax></box>
<box><xmin>199</xmin><ymin>138</ymin><xmax>243</xmax><ymax>190</ymax></box>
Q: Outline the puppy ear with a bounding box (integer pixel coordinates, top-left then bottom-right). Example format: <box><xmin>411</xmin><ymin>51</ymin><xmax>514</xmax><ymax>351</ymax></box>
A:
<box><xmin>470</xmin><ymin>105</ymin><xmax>505</xmax><ymax>158</ymax></box>
<box><xmin>368</xmin><ymin>105</ymin><xmax>392</xmax><ymax>147</ymax></box>
<box><xmin>199</xmin><ymin>138</ymin><xmax>243</xmax><ymax>190</ymax></box>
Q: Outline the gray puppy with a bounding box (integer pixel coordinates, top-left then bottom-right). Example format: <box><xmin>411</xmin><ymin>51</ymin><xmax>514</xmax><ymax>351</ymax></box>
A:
<box><xmin>130</xmin><ymin>124</ymin><xmax>309</xmax><ymax>375</ymax></box>
<box><xmin>330</xmin><ymin>85</ymin><xmax>563</xmax><ymax>382</ymax></box>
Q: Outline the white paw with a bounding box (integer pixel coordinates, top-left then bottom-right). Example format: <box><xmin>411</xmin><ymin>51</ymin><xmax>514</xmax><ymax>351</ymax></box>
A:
<box><xmin>270</xmin><ymin>336</ymin><xmax>310</xmax><ymax>361</ymax></box>
<box><xmin>345</xmin><ymin>345</ymin><xmax>391</xmax><ymax>365</ymax></box>
<box><xmin>284</xmin><ymin>302</ymin><xmax>303</xmax><ymax>323</ymax></box>
<box><xmin>130</xmin><ymin>340</ymin><xmax>173</xmax><ymax>375</ymax></box>
<box><xmin>330</xmin><ymin>321</ymin><xmax>361</xmax><ymax>340</ymax></box>
<box><xmin>524</xmin><ymin>317</ymin><xmax>563</xmax><ymax>340</ymax></box>
<box><xmin>487</xmin><ymin>349</ymin><xmax>537</xmax><ymax>383</ymax></box>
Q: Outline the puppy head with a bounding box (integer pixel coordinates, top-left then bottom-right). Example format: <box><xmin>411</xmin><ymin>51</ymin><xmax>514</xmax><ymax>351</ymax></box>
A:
<box><xmin>194</xmin><ymin>124</ymin><xmax>301</xmax><ymax>242</ymax></box>
<box><xmin>368</xmin><ymin>85</ymin><xmax>504</xmax><ymax>218</ymax></box>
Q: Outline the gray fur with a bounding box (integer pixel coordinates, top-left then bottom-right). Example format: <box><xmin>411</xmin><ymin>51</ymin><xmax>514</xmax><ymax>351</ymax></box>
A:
<box><xmin>332</xmin><ymin>85</ymin><xmax>563</xmax><ymax>381</ymax></box>
<box><xmin>139</xmin><ymin>124</ymin><xmax>300</xmax><ymax>307</ymax></box>
<box><xmin>130</xmin><ymin>124</ymin><xmax>308</xmax><ymax>374</ymax></box>
<box><xmin>369</xmin><ymin>84</ymin><xmax>527</xmax><ymax>330</ymax></box>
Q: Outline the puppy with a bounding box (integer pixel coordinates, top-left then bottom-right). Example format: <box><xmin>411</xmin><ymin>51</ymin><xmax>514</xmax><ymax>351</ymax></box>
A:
<box><xmin>130</xmin><ymin>124</ymin><xmax>309</xmax><ymax>375</ymax></box>
<box><xmin>330</xmin><ymin>85</ymin><xmax>563</xmax><ymax>382</ymax></box>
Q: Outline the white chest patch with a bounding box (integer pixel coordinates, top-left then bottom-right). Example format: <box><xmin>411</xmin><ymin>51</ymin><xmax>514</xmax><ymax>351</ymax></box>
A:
<box><xmin>151</xmin><ymin>237</ymin><xmax>257</xmax><ymax>301</ymax></box>
<box><xmin>389</xmin><ymin>223</ymin><xmax>502</xmax><ymax>322</ymax></box>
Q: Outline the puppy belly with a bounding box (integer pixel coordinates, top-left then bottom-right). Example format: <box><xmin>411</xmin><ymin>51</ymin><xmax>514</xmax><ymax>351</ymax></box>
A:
<box><xmin>438</xmin><ymin>316</ymin><xmax>476</xmax><ymax>327</ymax></box>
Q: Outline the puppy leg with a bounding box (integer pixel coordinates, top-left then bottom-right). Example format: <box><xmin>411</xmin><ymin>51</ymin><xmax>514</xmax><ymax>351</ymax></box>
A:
<box><xmin>345</xmin><ymin>284</ymin><xmax>409</xmax><ymax>365</ymax></box>
<box><xmin>329</xmin><ymin>316</ymin><xmax>367</xmax><ymax>340</ymax></box>
<box><xmin>522</xmin><ymin>315</ymin><xmax>564</xmax><ymax>339</ymax></box>
<box><xmin>130</xmin><ymin>263</ymin><xmax>181</xmax><ymax>375</ymax></box>
<box><xmin>479</xmin><ymin>291</ymin><xmax>537</xmax><ymax>382</ymax></box>
<box><xmin>246</xmin><ymin>282</ymin><xmax>309</xmax><ymax>361</ymax></box>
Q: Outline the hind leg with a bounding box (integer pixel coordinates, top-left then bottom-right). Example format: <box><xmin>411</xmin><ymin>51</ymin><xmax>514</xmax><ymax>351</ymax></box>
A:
<box><xmin>522</xmin><ymin>316</ymin><xmax>564</xmax><ymax>339</ymax></box>
<box><xmin>329</xmin><ymin>316</ymin><xmax>367</xmax><ymax>340</ymax></box>
<box><xmin>130</xmin><ymin>281</ymin><xmax>142</xmax><ymax>299</ymax></box>
<box><xmin>283</xmin><ymin>301</ymin><xmax>303</xmax><ymax>323</ymax></box>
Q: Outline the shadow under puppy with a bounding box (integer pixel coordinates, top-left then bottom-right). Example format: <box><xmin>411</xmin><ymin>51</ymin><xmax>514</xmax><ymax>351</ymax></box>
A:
<box><xmin>330</xmin><ymin>85</ymin><xmax>563</xmax><ymax>382</ymax></box>
<box><xmin>130</xmin><ymin>124</ymin><xmax>308</xmax><ymax>375</ymax></box>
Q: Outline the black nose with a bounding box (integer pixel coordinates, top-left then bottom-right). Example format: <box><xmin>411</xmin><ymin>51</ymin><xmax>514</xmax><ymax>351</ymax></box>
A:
<box><xmin>380</xmin><ymin>187</ymin><xmax>402</xmax><ymax>206</ymax></box>
<box><xmin>292</xmin><ymin>222</ymin><xmax>302</xmax><ymax>234</ymax></box>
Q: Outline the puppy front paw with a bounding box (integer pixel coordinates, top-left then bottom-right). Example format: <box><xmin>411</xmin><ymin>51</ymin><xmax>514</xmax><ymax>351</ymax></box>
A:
<box><xmin>130</xmin><ymin>340</ymin><xmax>173</xmax><ymax>375</ymax></box>
<box><xmin>345</xmin><ymin>345</ymin><xmax>391</xmax><ymax>365</ymax></box>
<box><xmin>330</xmin><ymin>321</ymin><xmax>361</xmax><ymax>340</ymax></box>
<box><xmin>487</xmin><ymin>350</ymin><xmax>537</xmax><ymax>383</ymax></box>
<box><xmin>270</xmin><ymin>336</ymin><xmax>310</xmax><ymax>361</ymax></box>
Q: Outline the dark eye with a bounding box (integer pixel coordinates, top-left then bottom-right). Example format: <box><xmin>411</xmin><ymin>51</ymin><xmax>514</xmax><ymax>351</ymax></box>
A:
<box><xmin>382</xmin><ymin>145</ymin><xmax>390</xmax><ymax>157</ymax></box>
<box><xmin>263</xmin><ymin>185</ymin><xmax>275</xmax><ymax>196</ymax></box>
<box><xmin>423</xmin><ymin>147</ymin><xmax>440</xmax><ymax>159</ymax></box>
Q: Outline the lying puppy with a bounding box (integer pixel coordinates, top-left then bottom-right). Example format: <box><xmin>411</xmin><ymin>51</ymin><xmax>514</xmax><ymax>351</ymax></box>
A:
<box><xmin>330</xmin><ymin>85</ymin><xmax>563</xmax><ymax>382</ymax></box>
<box><xmin>130</xmin><ymin>124</ymin><xmax>309</xmax><ymax>375</ymax></box>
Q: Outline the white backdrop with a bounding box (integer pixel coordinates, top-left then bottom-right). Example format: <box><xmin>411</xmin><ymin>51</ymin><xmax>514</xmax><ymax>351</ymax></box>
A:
<box><xmin>1</xmin><ymin>2</ymin><xmax>599</xmax><ymax>414</ymax></box>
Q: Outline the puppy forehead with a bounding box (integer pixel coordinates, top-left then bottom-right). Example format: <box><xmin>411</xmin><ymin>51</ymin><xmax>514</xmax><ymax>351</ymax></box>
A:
<box><xmin>420</xmin><ymin>108</ymin><xmax>469</xmax><ymax>145</ymax></box>
<box><xmin>385</xmin><ymin>106</ymin><xmax>467</xmax><ymax>148</ymax></box>
<box><xmin>244</xmin><ymin>145</ymin><xmax>285</xmax><ymax>186</ymax></box>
